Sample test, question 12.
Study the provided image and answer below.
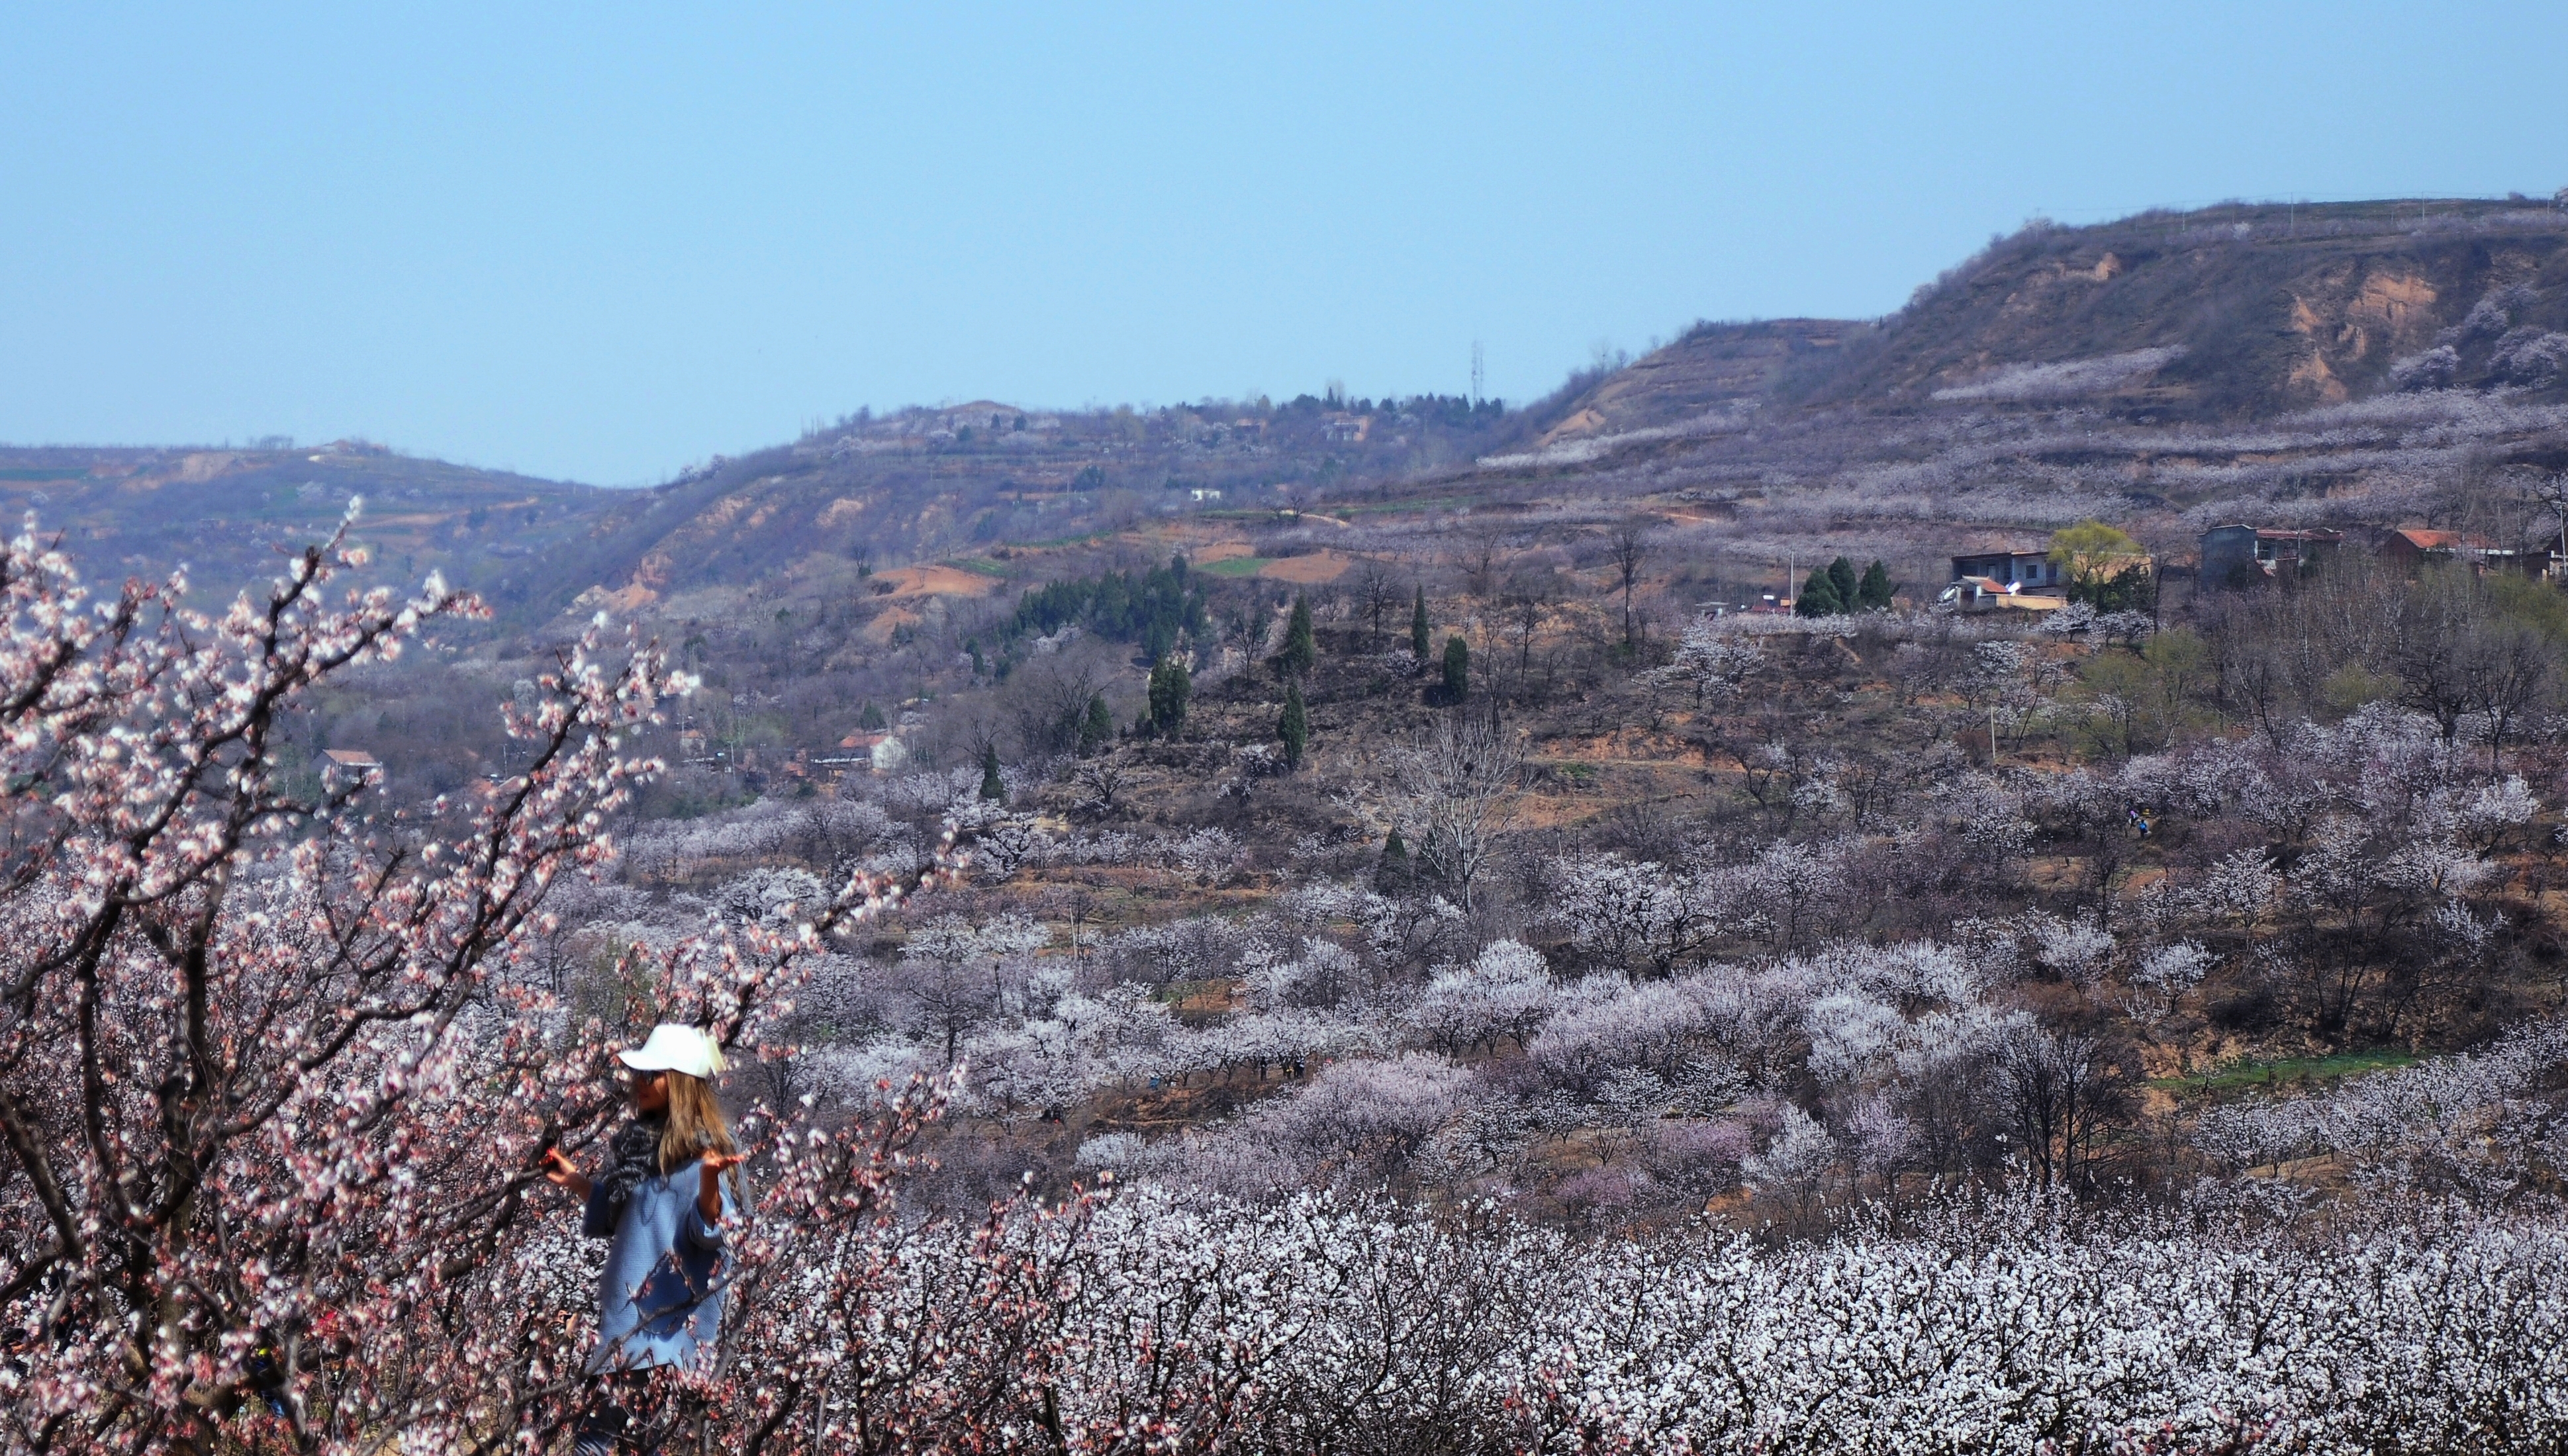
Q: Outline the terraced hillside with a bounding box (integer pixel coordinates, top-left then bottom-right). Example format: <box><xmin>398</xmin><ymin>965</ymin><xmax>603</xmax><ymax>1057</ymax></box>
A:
<box><xmin>18</xmin><ymin>199</ymin><xmax>2568</xmax><ymax>644</ymax></box>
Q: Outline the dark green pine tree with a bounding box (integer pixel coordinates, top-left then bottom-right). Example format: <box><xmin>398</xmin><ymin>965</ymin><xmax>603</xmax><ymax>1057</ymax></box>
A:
<box><xmin>1278</xmin><ymin>593</ymin><xmax>1317</xmax><ymax>676</ymax></box>
<box><xmin>857</xmin><ymin>700</ymin><xmax>888</xmax><ymax>731</ymax></box>
<box><xmin>1278</xmin><ymin>678</ymin><xmax>1308</xmax><ymax>769</ymax></box>
<box><xmin>1079</xmin><ymin>693</ymin><xmax>1113</xmax><ymax>755</ymax></box>
<box><xmin>978</xmin><ymin>742</ymin><xmax>1004</xmax><ymax>801</ymax></box>
<box><xmin>1411</xmin><ymin>586</ymin><xmax>1431</xmax><ymax>659</ymax></box>
<box><xmin>1857</xmin><ymin>559</ymin><xmax>1895</xmax><ymax>611</ymax></box>
<box><xmin>1794</xmin><ymin>567</ymin><xmax>1842</xmax><ymax>617</ymax></box>
<box><xmin>1827</xmin><ymin>556</ymin><xmax>1859</xmax><ymax>612</ymax></box>
<box><xmin>1441</xmin><ymin>634</ymin><xmax>1470</xmax><ymax>702</ymax></box>
<box><xmin>1375</xmin><ymin>827</ymin><xmax>1412</xmax><ymax>893</ymax></box>
<box><xmin>1147</xmin><ymin>655</ymin><xmax>1191</xmax><ymax>737</ymax></box>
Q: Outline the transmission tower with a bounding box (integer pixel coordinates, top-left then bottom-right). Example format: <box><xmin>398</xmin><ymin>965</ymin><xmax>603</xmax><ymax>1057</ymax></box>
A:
<box><xmin>1470</xmin><ymin>341</ymin><xmax>1484</xmax><ymax>405</ymax></box>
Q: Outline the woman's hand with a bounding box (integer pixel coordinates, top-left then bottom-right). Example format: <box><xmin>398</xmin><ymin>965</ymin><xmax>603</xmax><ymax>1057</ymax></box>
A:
<box><xmin>542</xmin><ymin>1148</ymin><xmax>592</xmax><ymax>1200</ymax></box>
<box><xmin>697</xmin><ymin>1148</ymin><xmax>745</xmax><ymax>1223</ymax></box>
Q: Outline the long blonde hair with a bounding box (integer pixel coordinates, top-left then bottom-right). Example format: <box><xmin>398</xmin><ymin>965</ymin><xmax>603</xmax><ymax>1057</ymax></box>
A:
<box><xmin>658</xmin><ymin>1069</ymin><xmax>737</xmax><ymax>1181</ymax></box>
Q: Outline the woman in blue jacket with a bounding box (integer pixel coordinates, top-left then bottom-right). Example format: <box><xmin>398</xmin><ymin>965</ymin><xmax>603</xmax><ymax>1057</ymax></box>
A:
<box><xmin>544</xmin><ymin>1024</ymin><xmax>745</xmax><ymax>1453</ymax></box>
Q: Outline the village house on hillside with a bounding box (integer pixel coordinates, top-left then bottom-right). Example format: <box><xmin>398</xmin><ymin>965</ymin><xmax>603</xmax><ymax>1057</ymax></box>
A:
<box><xmin>1947</xmin><ymin>547</ymin><xmax>2066</xmax><ymax>595</ymax></box>
<box><xmin>2375</xmin><ymin>526</ymin><xmax>2563</xmax><ymax>578</ymax></box>
<box><xmin>1951</xmin><ymin>541</ymin><xmax>2154</xmax><ymax>587</ymax></box>
<box><xmin>1938</xmin><ymin>539</ymin><xmax>2152</xmax><ymax>614</ymax></box>
<box><xmin>316</xmin><ymin>748</ymin><xmax>383</xmax><ymax>783</ymax></box>
<box><xmin>832</xmin><ymin>731</ymin><xmax>908</xmax><ymax>776</ymax></box>
<box><xmin>2200</xmin><ymin>523</ymin><xmax>2562</xmax><ymax>584</ymax></box>
<box><xmin>1937</xmin><ymin>575</ymin><xmax>2067</xmax><ymax>614</ymax></box>
<box><xmin>2199</xmin><ymin>525</ymin><xmax>2346</xmax><ymax>585</ymax></box>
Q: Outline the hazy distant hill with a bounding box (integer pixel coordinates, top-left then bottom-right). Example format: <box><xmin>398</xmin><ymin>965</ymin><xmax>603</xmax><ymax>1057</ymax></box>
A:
<box><xmin>1540</xmin><ymin>198</ymin><xmax>2568</xmax><ymax>439</ymax></box>
<box><xmin>1</xmin><ymin>392</ymin><xmax>1522</xmax><ymax>628</ymax></box>
<box><xmin>20</xmin><ymin>198</ymin><xmax>2568</xmax><ymax>631</ymax></box>
<box><xmin>0</xmin><ymin>441</ymin><xmax>614</xmax><ymax>618</ymax></box>
<box><xmin>562</xmin><ymin>392</ymin><xmax>1523</xmax><ymax>612</ymax></box>
<box><xmin>1815</xmin><ymin>198</ymin><xmax>2568</xmax><ymax>418</ymax></box>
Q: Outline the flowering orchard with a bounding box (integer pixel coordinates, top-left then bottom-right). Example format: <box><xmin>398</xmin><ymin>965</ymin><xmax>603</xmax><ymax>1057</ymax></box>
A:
<box><xmin>971</xmin><ymin>1186</ymin><xmax>2568</xmax><ymax>1454</ymax></box>
<box><xmin>7</xmin><ymin>514</ymin><xmax>2568</xmax><ymax>1453</ymax></box>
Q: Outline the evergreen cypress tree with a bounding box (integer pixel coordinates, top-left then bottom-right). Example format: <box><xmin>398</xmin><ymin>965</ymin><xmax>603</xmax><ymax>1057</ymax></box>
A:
<box><xmin>1794</xmin><ymin>567</ymin><xmax>1842</xmax><ymax>617</ymax></box>
<box><xmin>1278</xmin><ymin>593</ymin><xmax>1317</xmax><ymax>676</ymax></box>
<box><xmin>1441</xmin><ymin>634</ymin><xmax>1469</xmax><ymax>702</ymax></box>
<box><xmin>1827</xmin><ymin>556</ymin><xmax>1859</xmax><ymax>610</ymax></box>
<box><xmin>1857</xmin><ymin>559</ymin><xmax>1895</xmax><ymax>610</ymax></box>
<box><xmin>1375</xmin><ymin>827</ymin><xmax>1411</xmax><ymax>893</ymax></box>
<box><xmin>1411</xmin><ymin>586</ymin><xmax>1431</xmax><ymax>659</ymax></box>
<box><xmin>1079</xmin><ymin>694</ymin><xmax>1113</xmax><ymax>754</ymax></box>
<box><xmin>978</xmin><ymin>743</ymin><xmax>1004</xmax><ymax>801</ymax></box>
<box><xmin>1147</xmin><ymin>655</ymin><xmax>1191</xmax><ymax>737</ymax></box>
<box><xmin>857</xmin><ymin>700</ymin><xmax>887</xmax><ymax>731</ymax></box>
<box><xmin>1278</xmin><ymin>679</ymin><xmax>1308</xmax><ymax>768</ymax></box>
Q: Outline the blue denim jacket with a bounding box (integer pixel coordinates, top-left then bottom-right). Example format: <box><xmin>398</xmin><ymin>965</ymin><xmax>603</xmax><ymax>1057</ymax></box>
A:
<box><xmin>582</xmin><ymin>1158</ymin><xmax>737</xmax><ymax>1373</ymax></box>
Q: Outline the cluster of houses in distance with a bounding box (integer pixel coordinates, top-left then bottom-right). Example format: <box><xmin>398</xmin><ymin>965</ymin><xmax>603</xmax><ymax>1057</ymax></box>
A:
<box><xmin>1937</xmin><ymin>521</ymin><xmax>2565</xmax><ymax>614</ymax></box>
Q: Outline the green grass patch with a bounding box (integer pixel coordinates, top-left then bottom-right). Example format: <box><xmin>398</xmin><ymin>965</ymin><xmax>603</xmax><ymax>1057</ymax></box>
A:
<box><xmin>1012</xmin><ymin>529</ymin><xmax>1114</xmax><ymax>550</ymax></box>
<box><xmin>943</xmin><ymin>557</ymin><xmax>1014</xmax><ymax>577</ymax></box>
<box><xmin>2154</xmin><ymin>1047</ymin><xmax>2418</xmax><ymax>1097</ymax></box>
<box><xmin>1335</xmin><ymin>495</ymin><xmax>1478</xmax><ymax>516</ymax></box>
<box><xmin>1199</xmin><ymin>556</ymin><xmax>1272</xmax><ymax>578</ymax></box>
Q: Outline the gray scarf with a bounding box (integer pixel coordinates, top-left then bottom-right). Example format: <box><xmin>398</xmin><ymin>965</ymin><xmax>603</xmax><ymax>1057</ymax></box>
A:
<box><xmin>596</xmin><ymin>1113</ymin><xmax>666</xmax><ymax>1230</ymax></box>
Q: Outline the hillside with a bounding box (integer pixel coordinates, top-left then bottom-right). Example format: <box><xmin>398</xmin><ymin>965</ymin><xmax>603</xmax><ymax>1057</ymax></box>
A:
<box><xmin>512</xmin><ymin>199</ymin><xmax>2568</xmax><ymax>659</ymax></box>
<box><xmin>20</xmin><ymin>198</ymin><xmax>2568</xmax><ymax>654</ymax></box>
<box><xmin>1530</xmin><ymin>318</ymin><xmax>1867</xmax><ymax>442</ymax></box>
<box><xmin>554</xmin><ymin>392</ymin><xmax>1520</xmax><ymax>614</ymax></box>
<box><xmin>1812</xmin><ymin>198</ymin><xmax>2568</xmax><ymax>416</ymax></box>
<box><xmin>1431</xmin><ymin>201</ymin><xmax>2568</xmax><ymax>616</ymax></box>
<box><xmin>0</xmin><ymin>441</ymin><xmax>616</xmax><ymax>621</ymax></box>
<box><xmin>1528</xmin><ymin>198</ymin><xmax>2568</xmax><ymax>437</ymax></box>
<box><xmin>1</xmin><ymin>392</ymin><xmax>1525</xmax><ymax>632</ymax></box>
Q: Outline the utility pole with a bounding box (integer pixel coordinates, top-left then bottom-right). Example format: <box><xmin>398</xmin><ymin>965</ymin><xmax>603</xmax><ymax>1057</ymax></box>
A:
<box><xmin>2555</xmin><ymin>471</ymin><xmax>2567</xmax><ymax>580</ymax></box>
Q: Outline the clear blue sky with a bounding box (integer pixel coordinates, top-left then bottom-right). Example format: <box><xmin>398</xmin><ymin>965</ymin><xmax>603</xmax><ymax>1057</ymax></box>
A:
<box><xmin>7</xmin><ymin>3</ymin><xmax>2566</xmax><ymax>484</ymax></box>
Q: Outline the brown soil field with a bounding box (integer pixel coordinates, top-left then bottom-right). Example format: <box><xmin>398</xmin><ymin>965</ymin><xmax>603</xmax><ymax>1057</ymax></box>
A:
<box><xmin>876</xmin><ymin>564</ymin><xmax>1007</xmax><ymax>599</ymax></box>
<box><xmin>1258</xmin><ymin>551</ymin><xmax>1353</xmax><ymax>583</ymax></box>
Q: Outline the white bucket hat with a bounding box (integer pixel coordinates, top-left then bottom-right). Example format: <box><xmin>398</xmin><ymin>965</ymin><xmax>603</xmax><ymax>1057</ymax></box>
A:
<box><xmin>616</xmin><ymin>1024</ymin><xmax>727</xmax><ymax>1079</ymax></box>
